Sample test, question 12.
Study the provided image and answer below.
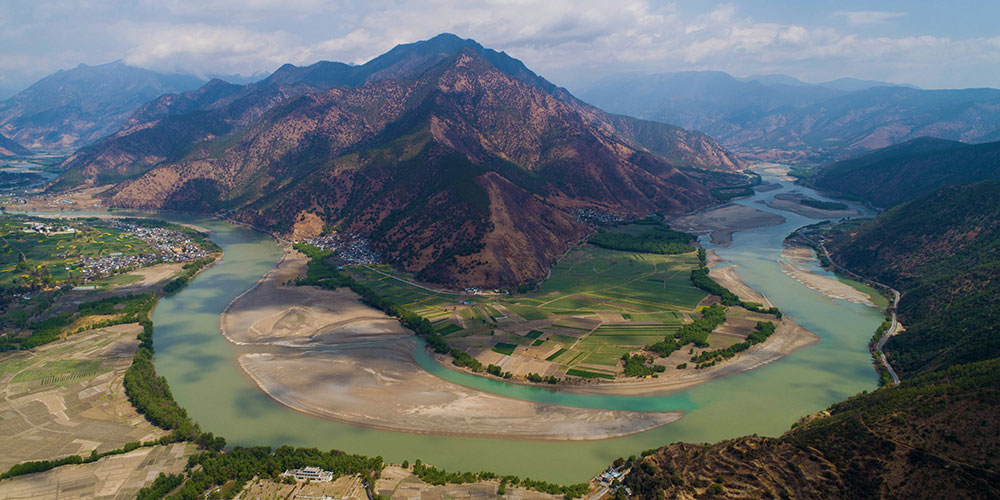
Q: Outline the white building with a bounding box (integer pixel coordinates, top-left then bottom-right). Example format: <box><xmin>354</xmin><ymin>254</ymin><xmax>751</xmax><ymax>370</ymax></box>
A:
<box><xmin>281</xmin><ymin>466</ymin><xmax>334</xmax><ymax>482</ymax></box>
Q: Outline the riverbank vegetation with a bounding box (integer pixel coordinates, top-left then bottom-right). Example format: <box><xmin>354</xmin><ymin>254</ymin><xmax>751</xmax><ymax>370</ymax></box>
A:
<box><xmin>690</xmin><ymin>321</ymin><xmax>775</xmax><ymax>368</ymax></box>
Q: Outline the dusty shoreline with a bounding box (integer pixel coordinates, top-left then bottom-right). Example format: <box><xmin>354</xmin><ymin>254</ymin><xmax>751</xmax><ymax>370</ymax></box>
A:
<box><xmin>780</xmin><ymin>246</ymin><xmax>875</xmax><ymax>306</ymax></box>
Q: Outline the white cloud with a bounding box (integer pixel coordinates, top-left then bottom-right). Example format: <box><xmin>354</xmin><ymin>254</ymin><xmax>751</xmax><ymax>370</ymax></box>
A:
<box><xmin>120</xmin><ymin>23</ymin><xmax>302</xmax><ymax>77</ymax></box>
<box><xmin>0</xmin><ymin>1</ymin><xmax>997</xmax><ymax>92</ymax></box>
<box><xmin>835</xmin><ymin>10</ymin><xmax>907</xmax><ymax>26</ymax></box>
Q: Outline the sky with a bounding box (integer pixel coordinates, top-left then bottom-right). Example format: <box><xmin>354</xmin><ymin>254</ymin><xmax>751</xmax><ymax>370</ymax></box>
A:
<box><xmin>2</xmin><ymin>0</ymin><xmax>999</xmax><ymax>98</ymax></box>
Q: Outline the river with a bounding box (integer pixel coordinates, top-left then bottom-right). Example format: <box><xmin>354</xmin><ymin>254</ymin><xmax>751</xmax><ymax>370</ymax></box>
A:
<box><xmin>113</xmin><ymin>166</ymin><xmax>882</xmax><ymax>484</ymax></box>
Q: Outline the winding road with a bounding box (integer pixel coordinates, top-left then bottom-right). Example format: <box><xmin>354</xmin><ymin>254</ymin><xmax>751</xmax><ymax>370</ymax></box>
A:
<box><xmin>813</xmin><ymin>240</ymin><xmax>902</xmax><ymax>386</ymax></box>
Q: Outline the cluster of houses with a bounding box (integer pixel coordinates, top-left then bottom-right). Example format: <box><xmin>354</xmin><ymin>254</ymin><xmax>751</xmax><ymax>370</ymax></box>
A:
<box><xmin>572</xmin><ymin>208</ymin><xmax>624</xmax><ymax>227</ymax></box>
<box><xmin>281</xmin><ymin>466</ymin><xmax>334</xmax><ymax>482</ymax></box>
<box><xmin>598</xmin><ymin>464</ymin><xmax>633</xmax><ymax>497</ymax></box>
<box><xmin>109</xmin><ymin>221</ymin><xmax>209</xmax><ymax>262</ymax></box>
<box><xmin>303</xmin><ymin>233</ymin><xmax>380</xmax><ymax>265</ymax></box>
<box><xmin>77</xmin><ymin>222</ymin><xmax>208</xmax><ymax>277</ymax></box>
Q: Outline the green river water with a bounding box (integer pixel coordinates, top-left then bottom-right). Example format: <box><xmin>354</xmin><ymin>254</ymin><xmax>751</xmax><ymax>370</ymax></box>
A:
<box><xmin>105</xmin><ymin>167</ymin><xmax>883</xmax><ymax>484</ymax></box>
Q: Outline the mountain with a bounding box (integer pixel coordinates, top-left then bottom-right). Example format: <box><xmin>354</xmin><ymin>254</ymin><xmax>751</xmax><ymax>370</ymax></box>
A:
<box><xmin>0</xmin><ymin>132</ymin><xmax>29</xmax><ymax>157</ymax></box>
<box><xmin>52</xmin><ymin>34</ymin><xmax>743</xmax><ymax>288</ymax></box>
<box><xmin>578</xmin><ymin>72</ymin><xmax>1000</xmax><ymax>160</ymax></box>
<box><xmin>813</xmin><ymin>137</ymin><xmax>1000</xmax><ymax>207</ymax></box>
<box><xmin>816</xmin><ymin>77</ymin><xmax>916</xmax><ymax>92</ymax></box>
<box><xmin>828</xmin><ymin>181</ymin><xmax>1000</xmax><ymax>376</ymax></box>
<box><xmin>0</xmin><ymin>61</ymin><xmax>204</xmax><ymax>151</ymax></box>
<box><xmin>626</xmin><ymin>181</ymin><xmax>1000</xmax><ymax>498</ymax></box>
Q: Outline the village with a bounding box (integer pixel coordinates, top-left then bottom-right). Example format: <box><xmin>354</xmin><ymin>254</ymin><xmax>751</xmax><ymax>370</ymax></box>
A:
<box><xmin>302</xmin><ymin>233</ymin><xmax>381</xmax><ymax>265</ymax></box>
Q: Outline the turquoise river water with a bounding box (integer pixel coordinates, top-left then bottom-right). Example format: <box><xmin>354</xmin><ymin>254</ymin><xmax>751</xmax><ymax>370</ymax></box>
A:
<box><xmin>53</xmin><ymin>166</ymin><xmax>883</xmax><ymax>484</ymax></box>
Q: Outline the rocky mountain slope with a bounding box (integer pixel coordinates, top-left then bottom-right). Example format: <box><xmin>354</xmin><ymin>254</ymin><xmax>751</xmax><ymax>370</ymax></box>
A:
<box><xmin>814</xmin><ymin>137</ymin><xmax>1000</xmax><ymax>207</ymax></box>
<box><xmin>0</xmin><ymin>61</ymin><xmax>204</xmax><ymax>151</ymax></box>
<box><xmin>0</xmin><ymin>133</ymin><xmax>28</xmax><ymax>157</ymax></box>
<box><xmin>580</xmin><ymin>72</ymin><xmax>1000</xmax><ymax>161</ymax></box>
<box><xmin>51</xmin><ymin>35</ymin><xmax>743</xmax><ymax>287</ymax></box>
<box><xmin>626</xmin><ymin>359</ymin><xmax>1000</xmax><ymax>499</ymax></box>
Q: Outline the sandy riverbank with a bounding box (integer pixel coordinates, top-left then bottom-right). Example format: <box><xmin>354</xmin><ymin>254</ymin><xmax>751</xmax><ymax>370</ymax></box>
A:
<box><xmin>220</xmin><ymin>249</ymin><xmax>409</xmax><ymax>347</ymax></box>
<box><xmin>239</xmin><ymin>340</ymin><xmax>682</xmax><ymax>440</ymax></box>
<box><xmin>780</xmin><ymin>246</ymin><xmax>875</xmax><ymax>306</ymax></box>
<box><xmin>669</xmin><ymin>204</ymin><xmax>786</xmax><ymax>245</ymax></box>
<box><xmin>223</xmin><ymin>248</ymin><xmax>682</xmax><ymax>439</ymax></box>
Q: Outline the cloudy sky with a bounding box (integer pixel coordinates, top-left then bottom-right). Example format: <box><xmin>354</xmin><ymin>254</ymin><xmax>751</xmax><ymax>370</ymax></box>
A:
<box><xmin>3</xmin><ymin>0</ymin><xmax>999</xmax><ymax>97</ymax></box>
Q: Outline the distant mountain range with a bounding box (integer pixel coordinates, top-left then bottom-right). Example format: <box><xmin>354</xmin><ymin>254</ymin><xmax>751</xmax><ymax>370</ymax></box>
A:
<box><xmin>0</xmin><ymin>61</ymin><xmax>205</xmax><ymax>151</ymax></box>
<box><xmin>814</xmin><ymin>137</ymin><xmax>1000</xmax><ymax>207</ymax></box>
<box><xmin>0</xmin><ymin>132</ymin><xmax>29</xmax><ymax>157</ymax></box>
<box><xmin>579</xmin><ymin>71</ymin><xmax>1000</xmax><ymax>161</ymax></box>
<box><xmin>52</xmin><ymin>34</ymin><xmax>742</xmax><ymax>287</ymax></box>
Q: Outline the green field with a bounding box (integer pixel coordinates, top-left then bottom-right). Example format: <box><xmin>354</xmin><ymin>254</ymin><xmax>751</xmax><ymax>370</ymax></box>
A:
<box><xmin>344</xmin><ymin>241</ymin><xmax>710</xmax><ymax>379</ymax></box>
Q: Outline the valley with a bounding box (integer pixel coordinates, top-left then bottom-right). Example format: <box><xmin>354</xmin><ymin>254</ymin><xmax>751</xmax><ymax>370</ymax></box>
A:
<box><xmin>108</xmin><ymin>164</ymin><xmax>883</xmax><ymax>485</ymax></box>
<box><xmin>2</xmin><ymin>19</ymin><xmax>997</xmax><ymax>498</ymax></box>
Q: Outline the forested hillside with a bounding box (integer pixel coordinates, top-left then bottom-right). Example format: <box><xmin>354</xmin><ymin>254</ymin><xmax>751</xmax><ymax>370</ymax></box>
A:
<box><xmin>828</xmin><ymin>181</ymin><xmax>1000</xmax><ymax>375</ymax></box>
<box><xmin>813</xmin><ymin>138</ymin><xmax>1000</xmax><ymax>207</ymax></box>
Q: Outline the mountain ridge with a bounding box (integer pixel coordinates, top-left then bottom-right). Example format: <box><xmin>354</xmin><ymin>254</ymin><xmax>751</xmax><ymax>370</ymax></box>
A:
<box><xmin>813</xmin><ymin>137</ymin><xmax>1000</xmax><ymax>207</ymax></box>
<box><xmin>51</xmin><ymin>35</ymin><xmax>742</xmax><ymax>287</ymax></box>
<box><xmin>0</xmin><ymin>61</ymin><xmax>205</xmax><ymax>151</ymax></box>
<box><xmin>579</xmin><ymin>71</ymin><xmax>1000</xmax><ymax>161</ymax></box>
<box><xmin>0</xmin><ymin>132</ymin><xmax>29</xmax><ymax>157</ymax></box>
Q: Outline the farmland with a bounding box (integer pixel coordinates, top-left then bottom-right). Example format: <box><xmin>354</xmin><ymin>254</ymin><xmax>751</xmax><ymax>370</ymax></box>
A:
<box><xmin>342</xmin><ymin>238</ymin><xmax>726</xmax><ymax>382</ymax></box>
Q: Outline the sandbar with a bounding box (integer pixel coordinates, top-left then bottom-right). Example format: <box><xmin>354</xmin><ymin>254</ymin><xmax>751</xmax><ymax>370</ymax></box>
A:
<box><xmin>239</xmin><ymin>340</ymin><xmax>681</xmax><ymax>440</ymax></box>
<box><xmin>220</xmin><ymin>249</ymin><xmax>410</xmax><ymax>347</ymax></box>
<box><xmin>763</xmin><ymin>192</ymin><xmax>861</xmax><ymax>220</ymax></box>
<box><xmin>780</xmin><ymin>246</ymin><xmax>875</xmax><ymax>306</ymax></box>
<box><xmin>669</xmin><ymin>204</ymin><xmax>785</xmax><ymax>245</ymax></box>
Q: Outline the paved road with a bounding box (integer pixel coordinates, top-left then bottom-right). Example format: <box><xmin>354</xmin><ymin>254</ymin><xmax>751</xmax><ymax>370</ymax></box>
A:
<box><xmin>875</xmin><ymin>289</ymin><xmax>902</xmax><ymax>385</ymax></box>
<box><xmin>814</xmin><ymin>240</ymin><xmax>902</xmax><ymax>386</ymax></box>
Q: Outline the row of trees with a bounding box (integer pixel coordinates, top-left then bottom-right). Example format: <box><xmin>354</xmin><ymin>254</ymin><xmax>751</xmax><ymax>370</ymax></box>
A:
<box><xmin>648</xmin><ymin>304</ymin><xmax>728</xmax><ymax>357</ymax></box>
<box><xmin>157</xmin><ymin>446</ymin><xmax>383</xmax><ymax>500</ymax></box>
<box><xmin>589</xmin><ymin>221</ymin><xmax>696</xmax><ymax>255</ymax></box>
<box><xmin>690</xmin><ymin>321</ymin><xmax>776</xmax><ymax>368</ymax></box>
<box><xmin>410</xmin><ymin>460</ymin><xmax>590</xmax><ymax>499</ymax></box>
<box><xmin>689</xmin><ymin>268</ymin><xmax>782</xmax><ymax>317</ymax></box>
